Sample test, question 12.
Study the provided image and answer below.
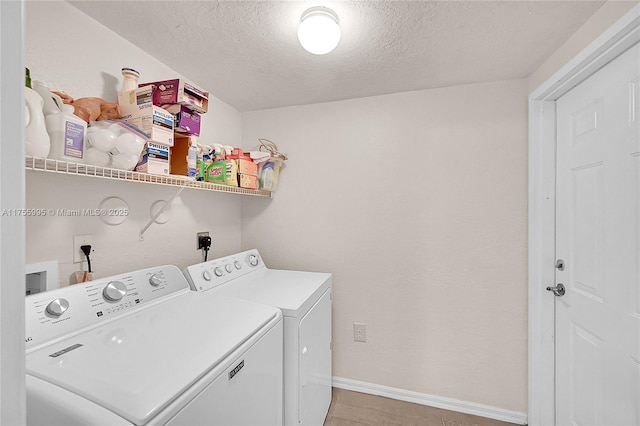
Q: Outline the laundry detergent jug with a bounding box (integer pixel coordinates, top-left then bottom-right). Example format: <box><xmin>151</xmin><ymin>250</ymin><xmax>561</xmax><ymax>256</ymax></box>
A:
<box><xmin>25</xmin><ymin>87</ymin><xmax>51</xmax><ymax>158</ymax></box>
<box><xmin>33</xmin><ymin>81</ymin><xmax>86</xmax><ymax>163</ymax></box>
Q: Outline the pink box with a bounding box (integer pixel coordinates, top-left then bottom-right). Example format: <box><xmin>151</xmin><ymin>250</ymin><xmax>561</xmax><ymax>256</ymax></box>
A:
<box><xmin>140</xmin><ymin>79</ymin><xmax>209</xmax><ymax>113</ymax></box>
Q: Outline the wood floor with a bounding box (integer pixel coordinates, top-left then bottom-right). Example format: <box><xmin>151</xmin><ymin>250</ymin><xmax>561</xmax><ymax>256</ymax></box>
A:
<box><xmin>324</xmin><ymin>388</ymin><xmax>521</xmax><ymax>426</ymax></box>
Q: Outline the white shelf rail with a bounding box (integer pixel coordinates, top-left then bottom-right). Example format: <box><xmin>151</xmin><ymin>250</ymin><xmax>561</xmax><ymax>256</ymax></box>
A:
<box><xmin>24</xmin><ymin>156</ymin><xmax>273</xmax><ymax>198</ymax></box>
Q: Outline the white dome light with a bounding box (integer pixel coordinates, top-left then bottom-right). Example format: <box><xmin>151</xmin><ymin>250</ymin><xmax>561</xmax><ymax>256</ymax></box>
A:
<box><xmin>297</xmin><ymin>6</ymin><xmax>341</xmax><ymax>55</ymax></box>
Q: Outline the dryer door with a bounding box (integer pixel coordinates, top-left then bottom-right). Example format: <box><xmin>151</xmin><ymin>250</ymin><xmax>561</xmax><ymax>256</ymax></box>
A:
<box><xmin>298</xmin><ymin>289</ymin><xmax>332</xmax><ymax>425</ymax></box>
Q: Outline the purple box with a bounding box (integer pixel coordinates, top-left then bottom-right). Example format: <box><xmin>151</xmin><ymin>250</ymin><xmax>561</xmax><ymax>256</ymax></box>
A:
<box><xmin>163</xmin><ymin>104</ymin><xmax>201</xmax><ymax>136</ymax></box>
<box><xmin>139</xmin><ymin>79</ymin><xmax>209</xmax><ymax>113</ymax></box>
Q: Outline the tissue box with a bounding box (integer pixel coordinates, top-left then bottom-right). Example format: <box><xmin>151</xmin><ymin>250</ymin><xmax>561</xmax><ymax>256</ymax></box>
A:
<box><xmin>163</xmin><ymin>104</ymin><xmax>201</xmax><ymax>135</ymax></box>
<box><xmin>136</xmin><ymin>142</ymin><xmax>170</xmax><ymax>175</ymax></box>
<box><xmin>140</xmin><ymin>78</ymin><xmax>209</xmax><ymax>113</ymax></box>
<box><xmin>117</xmin><ymin>86</ymin><xmax>153</xmax><ymax>116</ymax></box>
<box><xmin>123</xmin><ymin>105</ymin><xmax>174</xmax><ymax>146</ymax></box>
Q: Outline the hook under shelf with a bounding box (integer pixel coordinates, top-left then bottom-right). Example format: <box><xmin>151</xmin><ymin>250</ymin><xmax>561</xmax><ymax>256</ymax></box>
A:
<box><xmin>139</xmin><ymin>187</ymin><xmax>185</xmax><ymax>241</ymax></box>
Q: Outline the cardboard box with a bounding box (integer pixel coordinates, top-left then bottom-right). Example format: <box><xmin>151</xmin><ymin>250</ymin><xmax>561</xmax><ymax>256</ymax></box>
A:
<box><xmin>163</xmin><ymin>104</ymin><xmax>201</xmax><ymax>135</ymax></box>
<box><xmin>140</xmin><ymin>78</ymin><xmax>209</xmax><ymax>113</ymax></box>
<box><xmin>135</xmin><ymin>142</ymin><xmax>170</xmax><ymax>175</ymax></box>
<box><xmin>237</xmin><ymin>158</ymin><xmax>258</xmax><ymax>176</ymax></box>
<box><xmin>123</xmin><ymin>105</ymin><xmax>174</xmax><ymax>146</ymax></box>
<box><xmin>239</xmin><ymin>173</ymin><xmax>258</xmax><ymax>189</ymax></box>
<box><xmin>117</xmin><ymin>86</ymin><xmax>153</xmax><ymax>116</ymax></box>
<box><xmin>171</xmin><ymin>135</ymin><xmax>198</xmax><ymax>177</ymax></box>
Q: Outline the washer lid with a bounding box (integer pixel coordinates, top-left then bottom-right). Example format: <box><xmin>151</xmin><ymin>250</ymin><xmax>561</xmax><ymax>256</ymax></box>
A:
<box><xmin>211</xmin><ymin>269</ymin><xmax>332</xmax><ymax>317</ymax></box>
<box><xmin>26</xmin><ymin>292</ymin><xmax>280</xmax><ymax>425</ymax></box>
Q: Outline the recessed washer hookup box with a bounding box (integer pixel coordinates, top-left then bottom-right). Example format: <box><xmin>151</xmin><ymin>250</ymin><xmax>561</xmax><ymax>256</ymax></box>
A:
<box><xmin>140</xmin><ymin>78</ymin><xmax>209</xmax><ymax>113</ymax></box>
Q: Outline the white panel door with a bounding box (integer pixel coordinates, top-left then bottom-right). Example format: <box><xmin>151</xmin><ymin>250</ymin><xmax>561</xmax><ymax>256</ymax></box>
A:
<box><xmin>555</xmin><ymin>41</ymin><xmax>640</xmax><ymax>425</ymax></box>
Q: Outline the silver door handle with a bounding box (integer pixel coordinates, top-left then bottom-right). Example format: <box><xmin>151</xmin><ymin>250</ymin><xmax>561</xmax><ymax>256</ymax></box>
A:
<box><xmin>546</xmin><ymin>283</ymin><xmax>565</xmax><ymax>297</ymax></box>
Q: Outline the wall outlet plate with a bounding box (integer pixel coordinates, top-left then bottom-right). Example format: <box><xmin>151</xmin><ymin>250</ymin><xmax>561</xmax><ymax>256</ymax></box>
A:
<box><xmin>196</xmin><ymin>231</ymin><xmax>210</xmax><ymax>249</ymax></box>
<box><xmin>354</xmin><ymin>322</ymin><xmax>367</xmax><ymax>343</ymax></box>
<box><xmin>73</xmin><ymin>234</ymin><xmax>94</xmax><ymax>263</ymax></box>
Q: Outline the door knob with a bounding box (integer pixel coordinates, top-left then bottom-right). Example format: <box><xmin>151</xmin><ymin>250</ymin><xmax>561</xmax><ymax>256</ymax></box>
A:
<box><xmin>546</xmin><ymin>283</ymin><xmax>565</xmax><ymax>296</ymax></box>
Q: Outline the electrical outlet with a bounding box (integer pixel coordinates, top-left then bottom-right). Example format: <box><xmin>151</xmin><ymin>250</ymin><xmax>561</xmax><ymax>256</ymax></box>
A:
<box><xmin>197</xmin><ymin>232</ymin><xmax>210</xmax><ymax>249</ymax></box>
<box><xmin>73</xmin><ymin>234</ymin><xmax>94</xmax><ymax>263</ymax></box>
<box><xmin>353</xmin><ymin>322</ymin><xmax>367</xmax><ymax>343</ymax></box>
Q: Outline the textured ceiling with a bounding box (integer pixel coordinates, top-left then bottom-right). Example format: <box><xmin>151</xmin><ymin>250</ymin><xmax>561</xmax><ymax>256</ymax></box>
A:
<box><xmin>69</xmin><ymin>1</ymin><xmax>605</xmax><ymax>112</ymax></box>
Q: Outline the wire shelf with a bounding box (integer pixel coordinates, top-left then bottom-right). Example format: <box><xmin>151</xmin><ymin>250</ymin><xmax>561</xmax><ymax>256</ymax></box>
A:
<box><xmin>25</xmin><ymin>156</ymin><xmax>273</xmax><ymax>198</ymax></box>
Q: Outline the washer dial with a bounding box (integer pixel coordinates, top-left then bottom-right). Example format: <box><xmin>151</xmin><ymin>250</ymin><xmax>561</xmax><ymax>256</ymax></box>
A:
<box><xmin>103</xmin><ymin>281</ymin><xmax>127</xmax><ymax>302</ymax></box>
<box><xmin>46</xmin><ymin>298</ymin><xmax>69</xmax><ymax>317</ymax></box>
<box><xmin>149</xmin><ymin>274</ymin><xmax>162</xmax><ymax>286</ymax></box>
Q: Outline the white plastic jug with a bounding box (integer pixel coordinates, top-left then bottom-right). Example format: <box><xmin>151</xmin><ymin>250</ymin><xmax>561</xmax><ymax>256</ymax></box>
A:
<box><xmin>32</xmin><ymin>81</ymin><xmax>86</xmax><ymax>163</ymax></box>
<box><xmin>25</xmin><ymin>87</ymin><xmax>51</xmax><ymax>157</ymax></box>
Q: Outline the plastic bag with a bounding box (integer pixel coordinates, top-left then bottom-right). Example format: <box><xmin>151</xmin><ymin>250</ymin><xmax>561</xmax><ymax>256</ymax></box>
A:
<box><xmin>85</xmin><ymin>120</ymin><xmax>148</xmax><ymax>170</ymax></box>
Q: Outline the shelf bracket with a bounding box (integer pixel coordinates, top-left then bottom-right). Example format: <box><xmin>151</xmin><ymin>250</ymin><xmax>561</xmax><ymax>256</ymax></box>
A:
<box><xmin>139</xmin><ymin>187</ymin><xmax>185</xmax><ymax>241</ymax></box>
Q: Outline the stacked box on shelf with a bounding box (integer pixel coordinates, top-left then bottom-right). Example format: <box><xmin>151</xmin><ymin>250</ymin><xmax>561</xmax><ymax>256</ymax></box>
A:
<box><xmin>163</xmin><ymin>104</ymin><xmax>201</xmax><ymax>136</ymax></box>
<box><xmin>170</xmin><ymin>135</ymin><xmax>198</xmax><ymax>179</ymax></box>
<box><xmin>120</xmin><ymin>78</ymin><xmax>211</xmax><ymax>177</ymax></box>
<box><xmin>228</xmin><ymin>148</ymin><xmax>258</xmax><ymax>189</ymax></box>
<box><xmin>118</xmin><ymin>86</ymin><xmax>174</xmax><ymax>175</ymax></box>
<box><xmin>139</xmin><ymin>79</ymin><xmax>209</xmax><ymax>113</ymax></box>
<box><xmin>139</xmin><ymin>78</ymin><xmax>209</xmax><ymax>137</ymax></box>
<box><xmin>136</xmin><ymin>142</ymin><xmax>171</xmax><ymax>175</ymax></box>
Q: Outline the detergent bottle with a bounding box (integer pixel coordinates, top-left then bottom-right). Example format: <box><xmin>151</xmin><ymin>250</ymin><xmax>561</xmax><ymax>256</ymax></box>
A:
<box><xmin>24</xmin><ymin>69</ymin><xmax>51</xmax><ymax>157</ymax></box>
<box><xmin>33</xmin><ymin>81</ymin><xmax>86</xmax><ymax>163</ymax></box>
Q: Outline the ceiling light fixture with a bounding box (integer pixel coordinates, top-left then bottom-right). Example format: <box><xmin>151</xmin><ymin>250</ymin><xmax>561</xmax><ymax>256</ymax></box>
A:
<box><xmin>297</xmin><ymin>6</ymin><xmax>341</xmax><ymax>55</ymax></box>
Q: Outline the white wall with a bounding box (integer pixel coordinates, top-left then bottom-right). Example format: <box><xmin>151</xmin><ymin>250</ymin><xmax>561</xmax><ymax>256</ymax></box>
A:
<box><xmin>25</xmin><ymin>1</ymin><xmax>248</xmax><ymax>283</ymax></box>
<box><xmin>241</xmin><ymin>79</ymin><xmax>529</xmax><ymax>412</ymax></box>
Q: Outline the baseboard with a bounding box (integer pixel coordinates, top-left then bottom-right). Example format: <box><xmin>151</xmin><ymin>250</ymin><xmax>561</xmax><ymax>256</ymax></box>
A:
<box><xmin>331</xmin><ymin>376</ymin><xmax>528</xmax><ymax>425</ymax></box>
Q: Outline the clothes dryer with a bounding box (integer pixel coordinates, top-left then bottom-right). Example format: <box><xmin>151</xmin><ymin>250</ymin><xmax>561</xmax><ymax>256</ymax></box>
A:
<box><xmin>184</xmin><ymin>249</ymin><xmax>332</xmax><ymax>426</ymax></box>
<box><xmin>25</xmin><ymin>265</ymin><xmax>283</xmax><ymax>425</ymax></box>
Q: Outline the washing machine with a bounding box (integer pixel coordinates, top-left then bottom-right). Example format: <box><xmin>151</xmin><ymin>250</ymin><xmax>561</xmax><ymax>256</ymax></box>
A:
<box><xmin>25</xmin><ymin>264</ymin><xmax>283</xmax><ymax>425</ymax></box>
<box><xmin>184</xmin><ymin>249</ymin><xmax>332</xmax><ymax>426</ymax></box>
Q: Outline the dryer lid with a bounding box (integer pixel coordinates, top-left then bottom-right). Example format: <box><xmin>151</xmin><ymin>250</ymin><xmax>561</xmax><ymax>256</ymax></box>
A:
<box><xmin>212</xmin><ymin>268</ymin><xmax>332</xmax><ymax>317</ymax></box>
<box><xmin>26</xmin><ymin>292</ymin><xmax>280</xmax><ymax>425</ymax></box>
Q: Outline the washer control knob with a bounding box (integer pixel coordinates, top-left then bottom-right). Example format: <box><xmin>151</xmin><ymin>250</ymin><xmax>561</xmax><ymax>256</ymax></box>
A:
<box><xmin>103</xmin><ymin>281</ymin><xmax>127</xmax><ymax>302</ymax></box>
<box><xmin>214</xmin><ymin>267</ymin><xmax>224</xmax><ymax>277</ymax></box>
<box><xmin>202</xmin><ymin>270</ymin><xmax>212</xmax><ymax>281</ymax></box>
<box><xmin>225</xmin><ymin>264</ymin><xmax>233</xmax><ymax>273</ymax></box>
<box><xmin>149</xmin><ymin>274</ymin><xmax>162</xmax><ymax>286</ymax></box>
<box><xmin>46</xmin><ymin>298</ymin><xmax>69</xmax><ymax>317</ymax></box>
<box><xmin>234</xmin><ymin>261</ymin><xmax>242</xmax><ymax>270</ymax></box>
<box><xmin>248</xmin><ymin>254</ymin><xmax>259</xmax><ymax>267</ymax></box>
